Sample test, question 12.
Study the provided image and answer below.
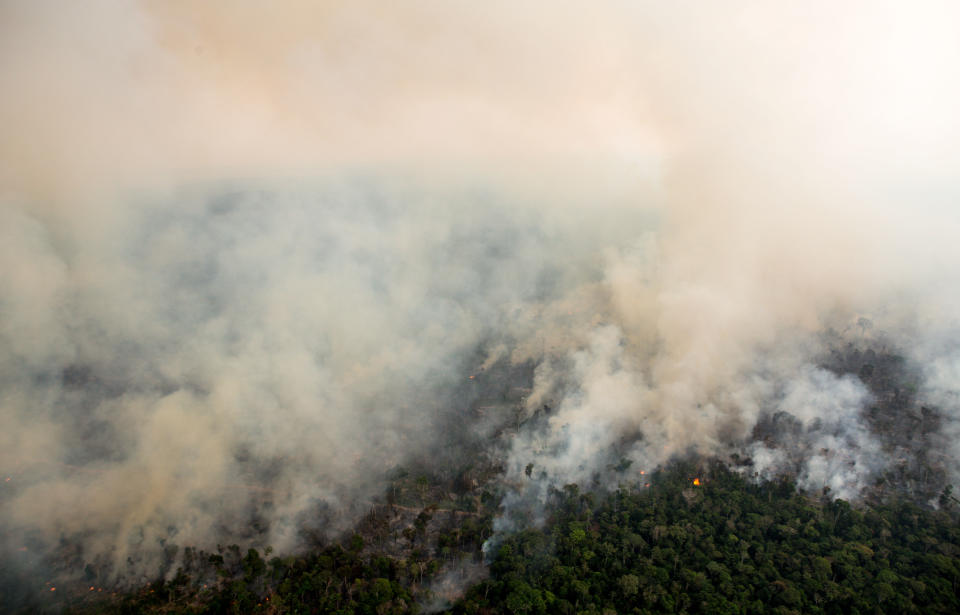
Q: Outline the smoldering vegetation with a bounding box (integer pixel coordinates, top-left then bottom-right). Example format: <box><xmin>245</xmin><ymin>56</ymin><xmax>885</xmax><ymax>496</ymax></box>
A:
<box><xmin>0</xmin><ymin>181</ymin><xmax>599</xmax><ymax>581</ymax></box>
<box><xmin>489</xmin><ymin>330</ymin><xmax>960</xmax><ymax>545</ymax></box>
<box><xmin>2</xmin><ymin>0</ymin><xmax>960</xmax><ymax>610</ymax></box>
<box><xmin>5</xmin><ymin>179</ymin><xmax>959</xmax><ymax>600</ymax></box>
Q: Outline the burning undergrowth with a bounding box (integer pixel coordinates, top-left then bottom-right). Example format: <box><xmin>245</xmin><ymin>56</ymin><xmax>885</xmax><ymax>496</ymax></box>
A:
<box><xmin>4</xmin><ymin>2</ymin><xmax>960</xmax><ymax>610</ymax></box>
<box><xmin>487</xmin><ymin>328</ymin><xmax>958</xmax><ymax>553</ymax></box>
<box><xmin>3</xmin><ymin>182</ymin><xmax>960</xmax><ymax>607</ymax></box>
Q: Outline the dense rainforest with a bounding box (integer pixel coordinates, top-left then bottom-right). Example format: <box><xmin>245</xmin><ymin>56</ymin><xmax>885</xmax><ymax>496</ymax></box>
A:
<box><xmin>455</xmin><ymin>462</ymin><xmax>960</xmax><ymax>615</ymax></box>
<box><xmin>16</xmin><ymin>461</ymin><xmax>956</xmax><ymax>615</ymax></box>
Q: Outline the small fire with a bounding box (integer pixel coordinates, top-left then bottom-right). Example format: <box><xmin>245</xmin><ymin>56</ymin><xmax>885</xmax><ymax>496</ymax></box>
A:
<box><xmin>693</xmin><ymin>478</ymin><xmax>701</xmax><ymax>486</ymax></box>
<box><xmin>640</xmin><ymin>470</ymin><xmax>645</xmax><ymax>475</ymax></box>
<box><xmin>50</xmin><ymin>587</ymin><xmax>56</xmax><ymax>592</ymax></box>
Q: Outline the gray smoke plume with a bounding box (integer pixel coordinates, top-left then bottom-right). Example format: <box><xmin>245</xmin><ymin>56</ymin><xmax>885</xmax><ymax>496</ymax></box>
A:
<box><xmin>2</xmin><ymin>0</ymin><xmax>960</xmax><ymax>587</ymax></box>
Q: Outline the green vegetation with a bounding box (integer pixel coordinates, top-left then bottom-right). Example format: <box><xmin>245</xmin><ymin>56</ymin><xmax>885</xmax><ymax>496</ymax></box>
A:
<box><xmin>454</xmin><ymin>462</ymin><xmax>960</xmax><ymax>615</ymax></box>
<box><xmin>40</xmin><ymin>461</ymin><xmax>960</xmax><ymax>614</ymax></box>
<box><xmin>59</xmin><ymin>513</ymin><xmax>495</xmax><ymax>615</ymax></box>
<box><xmin>64</xmin><ymin>542</ymin><xmax>418</xmax><ymax>614</ymax></box>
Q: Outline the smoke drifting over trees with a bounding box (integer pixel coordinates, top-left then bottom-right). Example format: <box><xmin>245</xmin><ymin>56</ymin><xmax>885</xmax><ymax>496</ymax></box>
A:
<box><xmin>2</xmin><ymin>0</ymin><xmax>960</xmax><ymax>588</ymax></box>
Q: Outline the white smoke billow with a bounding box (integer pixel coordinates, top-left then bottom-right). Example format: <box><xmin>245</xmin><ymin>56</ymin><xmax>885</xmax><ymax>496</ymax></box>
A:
<box><xmin>2</xmin><ymin>0</ymin><xmax>960</xmax><ymax>584</ymax></box>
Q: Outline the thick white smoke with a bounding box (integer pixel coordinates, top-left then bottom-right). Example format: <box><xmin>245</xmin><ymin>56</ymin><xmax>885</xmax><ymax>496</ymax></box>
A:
<box><xmin>2</xmin><ymin>0</ymin><xmax>960</xmax><ymax>581</ymax></box>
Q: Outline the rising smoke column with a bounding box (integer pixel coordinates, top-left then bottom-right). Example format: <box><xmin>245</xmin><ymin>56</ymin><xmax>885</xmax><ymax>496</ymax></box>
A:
<box><xmin>492</xmin><ymin>1</ymin><xmax>960</xmax><ymax>521</ymax></box>
<box><xmin>2</xmin><ymin>0</ymin><xmax>960</xmax><ymax>583</ymax></box>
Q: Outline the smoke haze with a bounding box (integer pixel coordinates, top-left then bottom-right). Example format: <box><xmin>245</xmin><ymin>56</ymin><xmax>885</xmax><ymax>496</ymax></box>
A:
<box><xmin>2</xmin><ymin>0</ymin><xmax>960</xmax><ymax>583</ymax></box>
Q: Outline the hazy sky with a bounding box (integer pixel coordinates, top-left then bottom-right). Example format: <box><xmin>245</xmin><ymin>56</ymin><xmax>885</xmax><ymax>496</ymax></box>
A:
<box><xmin>2</xmin><ymin>0</ymin><xmax>960</xmax><ymax>578</ymax></box>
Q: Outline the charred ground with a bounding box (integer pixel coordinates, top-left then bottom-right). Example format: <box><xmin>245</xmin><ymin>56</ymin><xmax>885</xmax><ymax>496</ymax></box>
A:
<box><xmin>2</xmin><ymin>339</ymin><xmax>958</xmax><ymax>614</ymax></box>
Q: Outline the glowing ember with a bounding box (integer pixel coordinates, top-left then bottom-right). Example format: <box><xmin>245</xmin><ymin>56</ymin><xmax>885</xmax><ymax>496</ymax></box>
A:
<box><xmin>693</xmin><ymin>478</ymin><xmax>701</xmax><ymax>486</ymax></box>
<box><xmin>50</xmin><ymin>587</ymin><xmax>56</xmax><ymax>592</ymax></box>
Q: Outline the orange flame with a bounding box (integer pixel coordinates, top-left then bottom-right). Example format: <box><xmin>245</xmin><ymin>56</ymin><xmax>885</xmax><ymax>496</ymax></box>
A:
<box><xmin>693</xmin><ymin>478</ymin><xmax>701</xmax><ymax>486</ymax></box>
